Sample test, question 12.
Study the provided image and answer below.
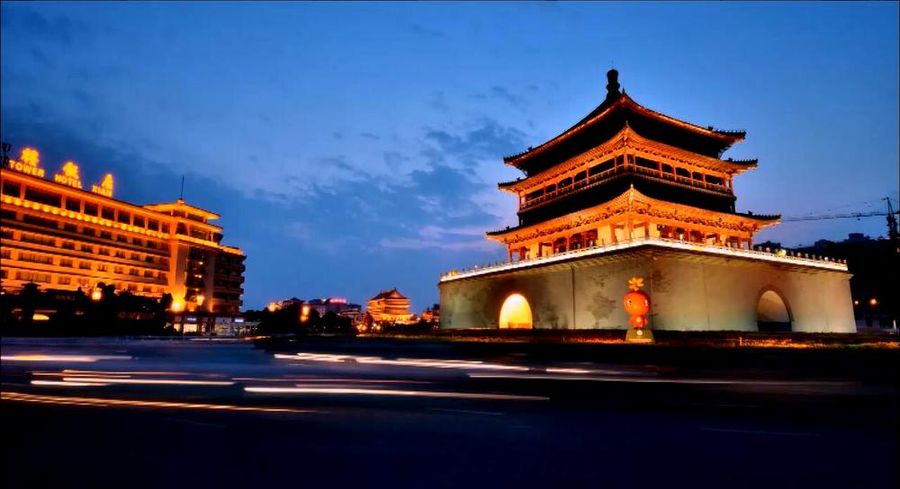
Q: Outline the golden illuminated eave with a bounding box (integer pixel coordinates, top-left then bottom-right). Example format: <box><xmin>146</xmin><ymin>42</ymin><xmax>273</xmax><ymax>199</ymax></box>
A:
<box><xmin>504</xmin><ymin>94</ymin><xmax>744</xmax><ymax>168</ymax></box>
<box><xmin>499</xmin><ymin>125</ymin><xmax>755</xmax><ymax>195</ymax></box>
<box><xmin>486</xmin><ymin>186</ymin><xmax>779</xmax><ymax>245</ymax></box>
<box><xmin>143</xmin><ymin>201</ymin><xmax>221</xmax><ymax>220</ymax></box>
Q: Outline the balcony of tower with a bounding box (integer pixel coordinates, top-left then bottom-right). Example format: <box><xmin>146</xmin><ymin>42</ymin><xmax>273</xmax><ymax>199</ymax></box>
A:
<box><xmin>517</xmin><ymin>158</ymin><xmax>735</xmax><ymax>214</ymax></box>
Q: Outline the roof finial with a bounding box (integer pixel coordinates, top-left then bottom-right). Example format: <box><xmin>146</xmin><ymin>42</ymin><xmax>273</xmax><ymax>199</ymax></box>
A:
<box><xmin>606</xmin><ymin>68</ymin><xmax>621</xmax><ymax>100</ymax></box>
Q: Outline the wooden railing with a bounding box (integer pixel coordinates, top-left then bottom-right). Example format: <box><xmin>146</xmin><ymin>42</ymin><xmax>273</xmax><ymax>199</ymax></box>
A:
<box><xmin>520</xmin><ymin>163</ymin><xmax>732</xmax><ymax>211</ymax></box>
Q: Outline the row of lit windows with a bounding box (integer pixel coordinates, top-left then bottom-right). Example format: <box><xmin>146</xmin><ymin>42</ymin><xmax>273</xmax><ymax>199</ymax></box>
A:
<box><xmin>4</xmin><ymin>228</ymin><xmax>170</xmax><ymax>267</ymax></box>
<box><xmin>0</xmin><ymin>268</ymin><xmax>166</xmax><ymax>295</ymax></box>
<box><xmin>2</xmin><ymin>209</ymin><xmax>167</xmax><ymax>252</ymax></box>
<box><xmin>5</xmin><ymin>250</ymin><xmax>168</xmax><ymax>280</ymax></box>
<box><xmin>1</xmin><ymin>180</ymin><xmax>169</xmax><ymax>233</ymax></box>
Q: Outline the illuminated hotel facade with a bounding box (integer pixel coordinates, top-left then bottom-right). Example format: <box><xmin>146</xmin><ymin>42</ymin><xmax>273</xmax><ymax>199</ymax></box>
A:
<box><xmin>439</xmin><ymin>70</ymin><xmax>855</xmax><ymax>332</ymax></box>
<box><xmin>1</xmin><ymin>146</ymin><xmax>245</xmax><ymax>315</ymax></box>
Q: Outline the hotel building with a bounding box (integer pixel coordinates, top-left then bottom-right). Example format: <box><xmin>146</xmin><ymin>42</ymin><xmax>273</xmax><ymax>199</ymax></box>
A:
<box><xmin>439</xmin><ymin>70</ymin><xmax>855</xmax><ymax>332</ymax></box>
<box><xmin>1</xmin><ymin>146</ymin><xmax>245</xmax><ymax>315</ymax></box>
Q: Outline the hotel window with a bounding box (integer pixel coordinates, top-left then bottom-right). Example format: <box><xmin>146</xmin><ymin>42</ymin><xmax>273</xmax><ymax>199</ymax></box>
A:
<box><xmin>134</xmin><ymin>216</ymin><xmax>145</xmax><ymax>228</ymax></box>
<box><xmin>0</xmin><ymin>270</ymin><xmax>6</xmax><ymax>279</ymax></box>
<box><xmin>144</xmin><ymin>270</ymin><xmax>154</xmax><ymax>278</ymax></box>
<box><xmin>23</xmin><ymin>214</ymin><xmax>58</xmax><ymax>229</ymax></box>
<box><xmin>24</xmin><ymin>187</ymin><xmax>61</xmax><ymax>207</ymax></box>
<box><xmin>79</xmin><ymin>261</ymin><xmax>91</xmax><ymax>270</ymax></box>
<box><xmin>129</xmin><ymin>268</ymin><xmax>138</xmax><ymax>276</ymax></box>
<box><xmin>97</xmin><ymin>264</ymin><xmax>108</xmax><ymax>272</ymax></box>
<box><xmin>130</xmin><ymin>253</ymin><xmax>140</xmax><ymax>260</ymax></box>
<box><xmin>114</xmin><ymin>266</ymin><xmax>124</xmax><ymax>274</ymax></box>
<box><xmin>161</xmin><ymin>224</ymin><xmax>170</xmax><ymax>234</ymax></box>
<box><xmin>21</xmin><ymin>233</ymin><xmax>55</xmax><ymax>246</ymax></box>
<box><xmin>117</xmin><ymin>235</ymin><xmax>127</xmax><ymax>243</ymax></box>
<box><xmin>133</xmin><ymin>238</ymin><xmax>143</xmax><ymax>247</ymax></box>
<box><xmin>83</xmin><ymin>227</ymin><xmax>96</xmax><ymax>237</ymax></box>
<box><xmin>84</xmin><ymin>202</ymin><xmax>98</xmax><ymax>216</ymax></box>
<box><xmin>117</xmin><ymin>211</ymin><xmax>131</xmax><ymax>225</ymax></box>
<box><xmin>60</xmin><ymin>259</ymin><xmax>74</xmax><ymax>267</ymax></box>
<box><xmin>19</xmin><ymin>252</ymin><xmax>54</xmax><ymax>264</ymax></box>
<box><xmin>1</xmin><ymin>181</ymin><xmax>21</xmax><ymax>197</ymax></box>
<box><xmin>115</xmin><ymin>251</ymin><xmax>126</xmax><ymax>258</ymax></box>
<box><xmin>99</xmin><ymin>247</ymin><xmax>110</xmax><ymax>256</ymax></box>
<box><xmin>100</xmin><ymin>231</ymin><xmax>112</xmax><ymax>240</ymax></box>
<box><xmin>1</xmin><ymin>229</ymin><xmax>13</xmax><ymax>239</ymax></box>
<box><xmin>148</xmin><ymin>219</ymin><xmax>160</xmax><ymax>231</ymax></box>
<box><xmin>63</xmin><ymin>223</ymin><xmax>77</xmax><ymax>233</ymax></box>
<box><xmin>58</xmin><ymin>276</ymin><xmax>72</xmax><ymax>285</ymax></box>
<box><xmin>16</xmin><ymin>271</ymin><xmax>51</xmax><ymax>283</ymax></box>
<box><xmin>1</xmin><ymin>249</ymin><xmax>10</xmax><ymax>259</ymax></box>
<box><xmin>1</xmin><ymin>209</ymin><xmax>16</xmax><ymax>221</ymax></box>
<box><xmin>101</xmin><ymin>207</ymin><xmax>114</xmax><ymax>220</ymax></box>
<box><xmin>81</xmin><ymin>244</ymin><xmax>93</xmax><ymax>253</ymax></box>
<box><xmin>65</xmin><ymin>198</ymin><xmax>81</xmax><ymax>212</ymax></box>
<box><xmin>142</xmin><ymin>286</ymin><xmax>152</xmax><ymax>293</ymax></box>
<box><xmin>61</xmin><ymin>241</ymin><xmax>76</xmax><ymax>250</ymax></box>
<box><xmin>144</xmin><ymin>256</ymin><xmax>155</xmax><ymax>264</ymax></box>
<box><xmin>146</xmin><ymin>241</ymin><xmax>157</xmax><ymax>249</ymax></box>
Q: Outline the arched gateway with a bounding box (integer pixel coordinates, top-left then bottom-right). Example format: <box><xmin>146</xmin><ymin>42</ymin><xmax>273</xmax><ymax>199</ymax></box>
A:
<box><xmin>499</xmin><ymin>293</ymin><xmax>533</xmax><ymax>329</ymax></box>
<box><xmin>757</xmin><ymin>289</ymin><xmax>792</xmax><ymax>332</ymax></box>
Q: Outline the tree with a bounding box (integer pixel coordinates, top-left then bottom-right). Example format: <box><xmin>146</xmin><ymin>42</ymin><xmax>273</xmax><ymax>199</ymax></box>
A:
<box><xmin>19</xmin><ymin>282</ymin><xmax>41</xmax><ymax>328</ymax></box>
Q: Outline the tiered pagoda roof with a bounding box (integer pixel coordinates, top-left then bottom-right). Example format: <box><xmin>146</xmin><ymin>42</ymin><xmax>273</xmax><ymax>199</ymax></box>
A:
<box><xmin>503</xmin><ymin>69</ymin><xmax>747</xmax><ymax>176</ymax></box>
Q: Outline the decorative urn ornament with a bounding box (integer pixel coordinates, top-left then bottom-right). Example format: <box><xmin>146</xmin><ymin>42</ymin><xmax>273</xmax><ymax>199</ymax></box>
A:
<box><xmin>624</xmin><ymin>277</ymin><xmax>654</xmax><ymax>343</ymax></box>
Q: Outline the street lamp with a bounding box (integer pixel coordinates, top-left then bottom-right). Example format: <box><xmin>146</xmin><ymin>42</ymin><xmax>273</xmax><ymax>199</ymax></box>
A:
<box><xmin>91</xmin><ymin>288</ymin><xmax>103</xmax><ymax>301</ymax></box>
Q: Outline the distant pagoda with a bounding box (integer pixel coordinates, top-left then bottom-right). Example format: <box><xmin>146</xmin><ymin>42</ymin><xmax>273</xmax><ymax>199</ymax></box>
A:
<box><xmin>367</xmin><ymin>288</ymin><xmax>414</xmax><ymax>324</ymax></box>
<box><xmin>487</xmin><ymin>69</ymin><xmax>779</xmax><ymax>262</ymax></box>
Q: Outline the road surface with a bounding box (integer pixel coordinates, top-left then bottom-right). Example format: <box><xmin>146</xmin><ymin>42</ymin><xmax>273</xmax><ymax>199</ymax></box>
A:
<box><xmin>2</xmin><ymin>337</ymin><xmax>896</xmax><ymax>488</ymax></box>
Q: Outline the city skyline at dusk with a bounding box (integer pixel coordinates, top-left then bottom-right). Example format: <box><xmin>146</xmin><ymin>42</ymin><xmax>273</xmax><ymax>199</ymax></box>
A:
<box><xmin>2</xmin><ymin>2</ymin><xmax>897</xmax><ymax>310</ymax></box>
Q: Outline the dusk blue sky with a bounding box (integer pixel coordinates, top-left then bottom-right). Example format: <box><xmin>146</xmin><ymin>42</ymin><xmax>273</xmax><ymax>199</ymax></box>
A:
<box><xmin>2</xmin><ymin>2</ymin><xmax>897</xmax><ymax>311</ymax></box>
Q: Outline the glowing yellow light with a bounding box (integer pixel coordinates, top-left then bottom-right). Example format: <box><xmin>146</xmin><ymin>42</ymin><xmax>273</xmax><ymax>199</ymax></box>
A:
<box><xmin>91</xmin><ymin>288</ymin><xmax>103</xmax><ymax>301</ymax></box>
<box><xmin>32</xmin><ymin>313</ymin><xmax>51</xmax><ymax>321</ymax></box>
<box><xmin>267</xmin><ymin>302</ymin><xmax>278</xmax><ymax>312</ymax></box>
<box><xmin>869</xmin><ymin>298</ymin><xmax>878</xmax><ymax>306</ymax></box>
<box><xmin>628</xmin><ymin>277</ymin><xmax>645</xmax><ymax>291</ymax></box>
<box><xmin>91</xmin><ymin>173</ymin><xmax>114</xmax><ymax>197</ymax></box>
<box><xmin>196</xmin><ymin>294</ymin><xmax>205</xmax><ymax>307</ymax></box>
<box><xmin>171</xmin><ymin>299</ymin><xmax>185</xmax><ymax>312</ymax></box>
<box><xmin>53</xmin><ymin>161</ymin><xmax>83</xmax><ymax>189</ymax></box>
<box><xmin>20</xmin><ymin>147</ymin><xmax>40</xmax><ymax>165</ymax></box>
<box><xmin>7</xmin><ymin>147</ymin><xmax>46</xmax><ymax>177</ymax></box>
<box><xmin>499</xmin><ymin>293</ymin><xmax>533</xmax><ymax>329</ymax></box>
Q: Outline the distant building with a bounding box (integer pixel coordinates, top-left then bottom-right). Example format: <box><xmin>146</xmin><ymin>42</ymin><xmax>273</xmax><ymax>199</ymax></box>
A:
<box><xmin>422</xmin><ymin>304</ymin><xmax>440</xmax><ymax>324</ymax></box>
<box><xmin>367</xmin><ymin>288</ymin><xmax>414</xmax><ymax>324</ymax></box>
<box><xmin>268</xmin><ymin>296</ymin><xmax>363</xmax><ymax>322</ymax></box>
<box><xmin>1</xmin><ymin>145</ymin><xmax>245</xmax><ymax>315</ymax></box>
